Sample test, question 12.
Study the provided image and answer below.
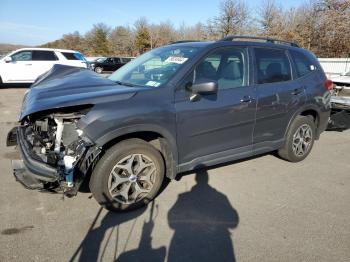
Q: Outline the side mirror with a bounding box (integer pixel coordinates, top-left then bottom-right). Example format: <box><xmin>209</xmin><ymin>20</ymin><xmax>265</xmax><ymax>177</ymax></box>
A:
<box><xmin>4</xmin><ymin>57</ymin><xmax>12</xmax><ymax>63</ymax></box>
<box><xmin>191</xmin><ymin>81</ymin><xmax>218</xmax><ymax>95</ymax></box>
<box><xmin>189</xmin><ymin>81</ymin><xmax>218</xmax><ymax>102</ymax></box>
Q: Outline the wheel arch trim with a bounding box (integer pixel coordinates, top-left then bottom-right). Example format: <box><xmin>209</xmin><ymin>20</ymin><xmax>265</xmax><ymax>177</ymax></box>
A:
<box><xmin>94</xmin><ymin>124</ymin><xmax>178</xmax><ymax>179</ymax></box>
<box><xmin>284</xmin><ymin>104</ymin><xmax>321</xmax><ymax>140</ymax></box>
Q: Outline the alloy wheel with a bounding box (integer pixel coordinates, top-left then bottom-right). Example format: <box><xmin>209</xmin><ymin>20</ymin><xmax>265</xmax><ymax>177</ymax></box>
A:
<box><xmin>292</xmin><ymin>124</ymin><xmax>312</xmax><ymax>157</ymax></box>
<box><xmin>107</xmin><ymin>154</ymin><xmax>156</xmax><ymax>204</ymax></box>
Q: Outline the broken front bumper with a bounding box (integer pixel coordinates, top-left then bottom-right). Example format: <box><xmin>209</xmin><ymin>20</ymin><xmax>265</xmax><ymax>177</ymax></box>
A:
<box><xmin>7</xmin><ymin>126</ymin><xmax>59</xmax><ymax>189</ymax></box>
<box><xmin>7</xmin><ymin>126</ymin><xmax>101</xmax><ymax>191</ymax></box>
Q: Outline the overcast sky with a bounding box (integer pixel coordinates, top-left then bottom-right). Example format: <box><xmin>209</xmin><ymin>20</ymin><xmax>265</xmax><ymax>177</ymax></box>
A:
<box><xmin>0</xmin><ymin>0</ymin><xmax>305</xmax><ymax>46</ymax></box>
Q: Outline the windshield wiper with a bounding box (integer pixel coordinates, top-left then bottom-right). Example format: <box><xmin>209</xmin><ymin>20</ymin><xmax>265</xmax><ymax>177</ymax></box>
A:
<box><xmin>115</xmin><ymin>80</ymin><xmax>135</xmax><ymax>87</ymax></box>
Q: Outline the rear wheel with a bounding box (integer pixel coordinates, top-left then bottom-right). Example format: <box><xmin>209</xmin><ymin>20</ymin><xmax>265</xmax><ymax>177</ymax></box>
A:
<box><xmin>278</xmin><ymin>115</ymin><xmax>316</xmax><ymax>162</ymax></box>
<box><xmin>90</xmin><ymin>139</ymin><xmax>165</xmax><ymax>212</ymax></box>
<box><xmin>94</xmin><ymin>67</ymin><xmax>103</xmax><ymax>74</ymax></box>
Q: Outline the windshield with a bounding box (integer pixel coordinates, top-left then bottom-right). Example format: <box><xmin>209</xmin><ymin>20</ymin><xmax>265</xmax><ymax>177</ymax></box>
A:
<box><xmin>74</xmin><ymin>52</ymin><xmax>87</xmax><ymax>62</ymax></box>
<box><xmin>108</xmin><ymin>45</ymin><xmax>201</xmax><ymax>87</ymax></box>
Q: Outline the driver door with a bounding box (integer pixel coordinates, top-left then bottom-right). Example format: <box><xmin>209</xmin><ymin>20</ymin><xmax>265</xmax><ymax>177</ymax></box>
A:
<box><xmin>4</xmin><ymin>50</ymin><xmax>35</xmax><ymax>82</ymax></box>
<box><xmin>104</xmin><ymin>58</ymin><xmax>114</xmax><ymax>71</ymax></box>
<box><xmin>175</xmin><ymin>46</ymin><xmax>256</xmax><ymax>166</ymax></box>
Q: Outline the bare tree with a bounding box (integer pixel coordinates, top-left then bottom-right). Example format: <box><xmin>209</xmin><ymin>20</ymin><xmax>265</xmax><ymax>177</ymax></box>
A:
<box><xmin>178</xmin><ymin>22</ymin><xmax>208</xmax><ymax>40</ymax></box>
<box><xmin>149</xmin><ymin>21</ymin><xmax>177</xmax><ymax>48</ymax></box>
<box><xmin>214</xmin><ymin>0</ymin><xmax>249</xmax><ymax>37</ymax></box>
<box><xmin>109</xmin><ymin>26</ymin><xmax>134</xmax><ymax>56</ymax></box>
<box><xmin>257</xmin><ymin>0</ymin><xmax>283</xmax><ymax>37</ymax></box>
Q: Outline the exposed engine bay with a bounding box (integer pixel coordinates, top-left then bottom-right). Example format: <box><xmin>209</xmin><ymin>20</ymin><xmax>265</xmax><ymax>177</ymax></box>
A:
<box><xmin>14</xmin><ymin>108</ymin><xmax>101</xmax><ymax>197</ymax></box>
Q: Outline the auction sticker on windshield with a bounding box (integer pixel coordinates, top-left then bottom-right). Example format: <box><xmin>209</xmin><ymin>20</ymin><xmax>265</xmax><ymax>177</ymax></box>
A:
<box><xmin>165</xmin><ymin>56</ymin><xmax>188</xmax><ymax>64</ymax></box>
<box><xmin>146</xmin><ymin>81</ymin><xmax>161</xmax><ymax>87</ymax></box>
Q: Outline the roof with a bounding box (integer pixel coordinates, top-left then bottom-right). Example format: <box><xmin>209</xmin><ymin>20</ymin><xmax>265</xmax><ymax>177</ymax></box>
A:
<box><xmin>15</xmin><ymin>47</ymin><xmax>79</xmax><ymax>53</ymax></box>
<box><xmin>167</xmin><ymin>41</ymin><xmax>214</xmax><ymax>47</ymax></box>
<box><xmin>168</xmin><ymin>36</ymin><xmax>301</xmax><ymax>50</ymax></box>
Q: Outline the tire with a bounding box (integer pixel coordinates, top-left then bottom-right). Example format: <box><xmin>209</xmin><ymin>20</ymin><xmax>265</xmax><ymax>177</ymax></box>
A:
<box><xmin>278</xmin><ymin>115</ymin><xmax>316</xmax><ymax>162</ymax></box>
<box><xmin>94</xmin><ymin>67</ymin><xmax>103</xmax><ymax>74</ymax></box>
<box><xmin>90</xmin><ymin>138</ymin><xmax>165</xmax><ymax>212</ymax></box>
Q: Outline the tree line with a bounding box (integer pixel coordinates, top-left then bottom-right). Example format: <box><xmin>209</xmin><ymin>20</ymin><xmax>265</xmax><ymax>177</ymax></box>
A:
<box><xmin>40</xmin><ymin>0</ymin><xmax>350</xmax><ymax>58</ymax></box>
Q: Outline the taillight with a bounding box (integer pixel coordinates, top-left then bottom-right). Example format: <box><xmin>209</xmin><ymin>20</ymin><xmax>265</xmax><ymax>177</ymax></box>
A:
<box><xmin>324</xmin><ymin>79</ymin><xmax>333</xmax><ymax>90</ymax></box>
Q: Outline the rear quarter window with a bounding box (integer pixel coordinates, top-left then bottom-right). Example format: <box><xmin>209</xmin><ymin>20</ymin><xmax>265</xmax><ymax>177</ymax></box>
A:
<box><xmin>290</xmin><ymin>50</ymin><xmax>315</xmax><ymax>77</ymax></box>
<box><xmin>61</xmin><ymin>52</ymin><xmax>85</xmax><ymax>61</ymax></box>
<box><xmin>121</xmin><ymin>58</ymin><xmax>132</xmax><ymax>63</ymax></box>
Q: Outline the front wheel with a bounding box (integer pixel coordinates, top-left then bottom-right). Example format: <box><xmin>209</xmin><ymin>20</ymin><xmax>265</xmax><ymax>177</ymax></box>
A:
<box><xmin>94</xmin><ymin>67</ymin><xmax>103</xmax><ymax>74</ymax></box>
<box><xmin>90</xmin><ymin>139</ymin><xmax>165</xmax><ymax>212</ymax></box>
<box><xmin>278</xmin><ymin>115</ymin><xmax>316</xmax><ymax>162</ymax></box>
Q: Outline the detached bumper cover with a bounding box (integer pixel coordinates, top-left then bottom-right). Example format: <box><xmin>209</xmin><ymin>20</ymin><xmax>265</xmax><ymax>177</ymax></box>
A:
<box><xmin>8</xmin><ymin>126</ymin><xmax>59</xmax><ymax>183</ymax></box>
<box><xmin>11</xmin><ymin>159</ymin><xmax>44</xmax><ymax>190</ymax></box>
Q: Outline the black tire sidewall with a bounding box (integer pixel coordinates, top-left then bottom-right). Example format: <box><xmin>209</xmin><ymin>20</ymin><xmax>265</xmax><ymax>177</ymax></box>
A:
<box><xmin>90</xmin><ymin>139</ymin><xmax>165</xmax><ymax>212</ymax></box>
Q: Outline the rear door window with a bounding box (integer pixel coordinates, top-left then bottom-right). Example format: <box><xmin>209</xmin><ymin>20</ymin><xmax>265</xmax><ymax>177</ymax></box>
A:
<box><xmin>105</xmin><ymin>58</ymin><xmax>113</xmax><ymax>63</ymax></box>
<box><xmin>32</xmin><ymin>50</ymin><xmax>58</xmax><ymax>61</ymax></box>
<box><xmin>290</xmin><ymin>50</ymin><xmax>315</xmax><ymax>77</ymax></box>
<box><xmin>11</xmin><ymin>51</ymin><xmax>32</xmax><ymax>61</ymax></box>
<box><xmin>254</xmin><ymin>48</ymin><xmax>292</xmax><ymax>84</ymax></box>
<box><xmin>121</xmin><ymin>58</ymin><xmax>131</xmax><ymax>63</ymax></box>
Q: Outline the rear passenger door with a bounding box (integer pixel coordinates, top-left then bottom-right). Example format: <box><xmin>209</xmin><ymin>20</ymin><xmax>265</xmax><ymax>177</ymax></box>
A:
<box><xmin>31</xmin><ymin>50</ymin><xmax>58</xmax><ymax>80</ymax></box>
<box><xmin>103</xmin><ymin>58</ymin><xmax>114</xmax><ymax>71</ymax></box>
<box><xmin>113</xmin><ymin>58</ymin><xmax>123</xmax><ymax>71</ymax></box>
<box><xmin>175</xmin><ymin>46</ymin><xmax>256</xmax><ymax>165</ymax></box>
<box><xmin>253</xmin><ymin>47</ymin><xmax>306</xmax><ymax>150</ymax></box>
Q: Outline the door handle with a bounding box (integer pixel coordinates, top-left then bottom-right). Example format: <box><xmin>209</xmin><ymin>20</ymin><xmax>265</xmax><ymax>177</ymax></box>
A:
<box><xmin>240</xmin><ymin>96</ymin><xmax>253</xmax><ymax>103</ymax></box>
<box><xmin>25</xmin><ymin>64</ymin><xmax>32</xmax><ymax>66</ymax></box>
<box><xmin>291</xmin><ymin>87</ymin><xmax>304</xmax><ymax>95</ymax></box>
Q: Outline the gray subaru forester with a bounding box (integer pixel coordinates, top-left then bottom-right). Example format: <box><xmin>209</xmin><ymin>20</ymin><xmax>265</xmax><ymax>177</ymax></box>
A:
<box><xmin>7</xmin><ymin>36</ymin><xmax>332</xmax><ymax>211</ymax></box>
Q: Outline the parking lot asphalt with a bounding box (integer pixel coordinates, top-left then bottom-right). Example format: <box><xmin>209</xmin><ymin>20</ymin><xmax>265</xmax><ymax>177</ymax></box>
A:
<box><xmin>0</xmin><ymin>87</ymin><xmax>349</xmax><ymax>262</ymax></box>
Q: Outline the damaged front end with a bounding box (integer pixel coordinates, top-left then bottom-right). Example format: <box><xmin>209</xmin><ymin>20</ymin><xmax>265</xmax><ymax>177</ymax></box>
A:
<box><xmin>7</xmin><ymin>107</ymin><xmax>101</xmax><ymax>197</ymax></box>
<box><xmin>328</xmin><ymin>83</ymin><xmax>350</xmax><ymax>131</ymax></box>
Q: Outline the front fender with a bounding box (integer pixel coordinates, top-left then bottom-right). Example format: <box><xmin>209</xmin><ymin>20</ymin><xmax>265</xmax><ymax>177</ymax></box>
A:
<box><xmin>94</xmin><ymin>124</ymin><xmax>178</xmax><ymax>178</ymax></box>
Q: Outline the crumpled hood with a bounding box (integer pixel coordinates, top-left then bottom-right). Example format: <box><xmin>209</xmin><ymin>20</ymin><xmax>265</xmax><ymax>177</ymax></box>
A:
<box><xmin>19</xmin><ymin>64</ymin><xmax>139</xmax><ymax>121</ymax></box>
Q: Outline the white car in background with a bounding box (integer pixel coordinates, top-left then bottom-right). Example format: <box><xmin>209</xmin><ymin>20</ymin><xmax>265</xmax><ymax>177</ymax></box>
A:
<box><xmin>0</xmin><ymin>48</ymin><xmax>89</xmax><ymax>84</ymax></box>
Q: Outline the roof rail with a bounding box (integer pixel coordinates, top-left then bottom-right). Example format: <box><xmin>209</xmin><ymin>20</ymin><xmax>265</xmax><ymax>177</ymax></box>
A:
<box><xmin>169</xmin><ymin>40</ymin><xmax>201</xmax><ymax>44</ymax></box>
<box><xmin>219</xmin><ymin>35</ymin><xmax>300</xmax><ymax>47</ymax></box>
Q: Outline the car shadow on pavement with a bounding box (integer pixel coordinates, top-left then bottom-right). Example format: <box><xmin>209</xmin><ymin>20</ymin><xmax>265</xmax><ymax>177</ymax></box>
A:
<box><xmin>167</xmin><ymin>168</ymin><xmax>239</xmax><ymax>262</ymax></box>
<box><xmin>116</xmin><ymin>201</ymin><xmax>166</xmax><ymax>262</ymax></box>
<box><xmin>70</xmin><ymin>169</ymin><xmax>239</xmax><ymax>262</ymax></box>
<box><xmin>69</xmin><ymin>205</ymin><xmax>148</xmax><ymax>262</ymax></box>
